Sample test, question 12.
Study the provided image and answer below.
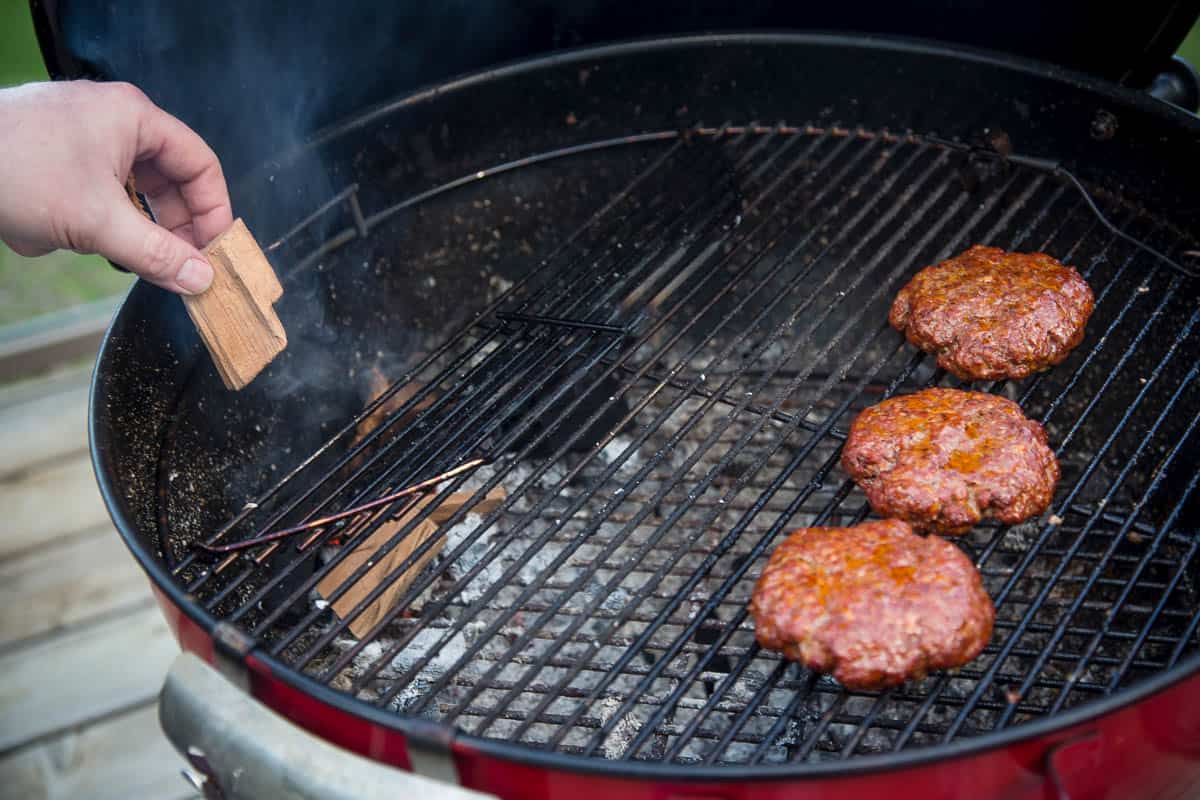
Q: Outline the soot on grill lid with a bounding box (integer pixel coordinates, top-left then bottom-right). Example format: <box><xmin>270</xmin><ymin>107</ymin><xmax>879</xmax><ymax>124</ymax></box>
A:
<box><xmin>32</xmin><ymin>1</ymin><xmax>1200</xmax><ymax>183</ymax></box>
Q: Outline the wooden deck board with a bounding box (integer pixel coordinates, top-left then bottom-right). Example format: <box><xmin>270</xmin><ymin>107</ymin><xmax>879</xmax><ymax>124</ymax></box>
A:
<box><xmin>0</xmin><ymin>702</ymin><xmax>195</xmax><ymax>800</ymax></box>
<box><xmin>0</xmin><ymin>455</ymin><xmax>112</xmax><ymax>562</ymax></box>
<box><xmin>0</xmin><ymin>369</ymin><xmax>89</xmax><ymax>480</ymax></box>
<box><xmin>0</xmin><ymin>604</ymin><xmax>179</xmax><ymax>753</ymax></box>
<box><xmin>0</xmin><ymin>368</ymin><xmax>191</xmax><ymax>797</ymax></box>
<box><xmin>0</xmin><ymin>524</ymin><xmax>152</xmax><ymax>649</ymax></box>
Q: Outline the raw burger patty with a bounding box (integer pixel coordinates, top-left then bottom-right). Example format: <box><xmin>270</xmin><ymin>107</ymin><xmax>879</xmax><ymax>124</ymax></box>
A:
<box><xmin>750</xmin><ymin>520</ymin><xmax>994</xmax><ymax>689</ymax></box>
<box><xmin>841</xmin><ymin>387</ymin><xmax>1059</xmax><ymax>535</ymax></box>
<box><xmin>890</xmin><ymin>245</ymin><xmax>1094</xmax><ymax>380</ymax></box>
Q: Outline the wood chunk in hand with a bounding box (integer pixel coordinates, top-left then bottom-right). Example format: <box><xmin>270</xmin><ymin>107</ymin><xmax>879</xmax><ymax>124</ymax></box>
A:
<box><xmin>183</xmin><ymin>218</ymin><xmax>286</xmax><ymax>390</ymax></box>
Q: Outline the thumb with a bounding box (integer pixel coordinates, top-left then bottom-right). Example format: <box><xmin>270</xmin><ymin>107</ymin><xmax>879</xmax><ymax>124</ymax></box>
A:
<box><xmin>91</xmin><ymin>197</ymin><xmax>215</xmax><ymax>295</ymax></box>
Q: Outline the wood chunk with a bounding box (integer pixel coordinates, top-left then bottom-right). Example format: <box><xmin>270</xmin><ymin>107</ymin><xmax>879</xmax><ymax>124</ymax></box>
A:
<box><xmin>317</xmin><ymin>486</ymin><xmax>505</xmax><ymax>638</ymax></box>
<box><xmin>326</xmin><ymin>498</ymin><xmax>440</xmax><ymax>639</ymax></box>
<box><xmin>123</xmin><ymin>175</ymin><xmax>153</xmax><ymax>222</ymax></box>
<box><xmin>349</xmin><ymin>368</ymin><xmax>437</xmax><ymax>471</ymax></box>
<box><xmin>183</xmin><ymin>218</ymin><xmax>286</xmax><ymax>390</ymax></box>
<box><xmin>357</xmin><ymin>368</ymin><xmax>435</xmax><ymax>442</ymax></box>
<box><xmin>220</xmin><ymin>218</ymin><xmax>283</xmax><ymax>307</ymax></box>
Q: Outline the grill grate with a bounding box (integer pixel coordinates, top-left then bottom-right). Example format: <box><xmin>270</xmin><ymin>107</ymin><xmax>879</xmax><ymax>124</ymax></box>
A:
<box><xmin>174</xmin><ymin>126</ymin><xmax>1200</xmax><ymax>765</ymax></box>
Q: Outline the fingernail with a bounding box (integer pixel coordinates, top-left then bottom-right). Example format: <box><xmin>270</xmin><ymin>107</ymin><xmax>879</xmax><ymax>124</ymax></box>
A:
<box><xmin>177</xmin><ymin>258</ymin><xmax>214</xmax><ymax>294</ymax></box>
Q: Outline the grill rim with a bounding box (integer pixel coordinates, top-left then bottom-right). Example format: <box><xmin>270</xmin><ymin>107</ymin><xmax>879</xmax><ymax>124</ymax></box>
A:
<box><xmin>213</xmin><ymin>641</ymin><xmax>1200</xmax><ymax>781</ymax></box>
<box><xmin>90</xmin><ymin>32</ymin><xmax>1200</xmax><ymax>781</ymax></box>
<box><xmin>278</xmin><ymin>30</ymin><xmax>1200</xmax><ymax>163</ymax></box>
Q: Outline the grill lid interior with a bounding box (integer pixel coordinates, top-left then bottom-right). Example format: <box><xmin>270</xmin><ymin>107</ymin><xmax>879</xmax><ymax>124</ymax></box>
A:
<box><xmin>36</xmin><ymin>2</ymin><xmax>1200</xmax><ymax>184</ymax></box>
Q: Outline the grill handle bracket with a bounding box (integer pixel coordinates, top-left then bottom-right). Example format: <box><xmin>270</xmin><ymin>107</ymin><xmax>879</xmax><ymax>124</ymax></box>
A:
<box><xmin>212</xmin><ymin>621</ymin><xmax>255</xmax><ymax>692</ymax></box>
<box><xmin>925</xmin><ymin>134</ymin><xmax>1198</xmax><ymax>279</ymax></box>
<box><xmin>159</xmin><ymin>652</ymin><xmax>497</xmax><ymax>800</ymax></box>
<box><xmin>1045</xmin><ymin>731</ymin><xmax>1104</xmax><ymax>800</ymax></box>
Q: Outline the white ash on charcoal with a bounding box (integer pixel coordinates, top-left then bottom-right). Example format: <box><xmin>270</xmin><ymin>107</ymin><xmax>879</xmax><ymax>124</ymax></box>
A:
<box><xmin>598</xmin><ymin>435</ymin><xmax>645</xmax><ymax>478</ymax></box>
<box><xmin>598</xmin><ymin>585</ymin><xmax>635</xmax><ymax>615</ymax></box>
<box><xmin>487</xmin><ymin>274</ymin><xmax>514</xmax><ymax>300</ymax></box>
<box><xmin>762</xmin><ymin>719</ymin><xmax>809</xmax><ymax>763</ymax></box>
<box><xmin>994</xmin><ymin>518</ymin><xmax>1041</xmax><ymax>555</ymax></box>
<box><xmin>311</xmin><ymin>368</ymin><xmax>1047</xmax><ymax>764</ymax></box>
<box><xmin>442</xmin><ymin>512</ymin><xmax>507</xmax><ymax>604</ymax></box>
<box><xmin>445</xmin><ymin>459</ymin><xmax>501</xmax><ymax>496</ymax></box>
<box><xmin>443</xmin><ymin>458</ymin><xmax>559</xmax><ymax>505</ymax></box>
<box><xmin>821</xmin><ymin>722</ymin><xmax>894</xmax><ymax>758</ymax></box>
<box><xmin>517</xmin><ymin>547</ymin><xmax>559</xmax><ymax>587</ymax></box>
<box><xmin>392</xmin><ymin>626</ymin><xmax>472</xmax><ymax>677</ymax></box>
<box><xmin>326</xmin><ymin>623</ymin><xmax>487</xmax><ymax>717</ymax></box>
<box><xmin>465</xmin><ymin>339</ymin><xmax>501</xmax><ymax>370</ymax></box>
<box><xmin>328</xmin><ymin>627</ymin><xmax>468</xmax><ymax>681</ymax></box>
<box><xmin>595</xmin><ymin>697</ymin><xmax>645</xmax><ymax>761</ymax></box>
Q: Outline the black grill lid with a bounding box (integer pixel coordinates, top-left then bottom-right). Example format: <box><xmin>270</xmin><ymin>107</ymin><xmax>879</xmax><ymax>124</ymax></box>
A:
<box><xmin>29</xmin><ymin>0</ymin><xmax>1200</xmax><ymax>180</ymax></box>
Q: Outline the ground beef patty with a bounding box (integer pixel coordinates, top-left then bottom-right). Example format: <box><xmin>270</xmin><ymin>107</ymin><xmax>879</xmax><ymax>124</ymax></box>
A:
<box><xmin>750</xmin><ymin>520</ymin><xmax>993</xmax><ymax>689</ymax></box>
<box><xmin>841</xmin><ymin>387</ymin><xmax>1059</xmax><ymax>535</ymax></box>
<box><xmin>890</xmin><ymin>245</ymin><xmax>1094</xmax><ymax>380</ymax></box>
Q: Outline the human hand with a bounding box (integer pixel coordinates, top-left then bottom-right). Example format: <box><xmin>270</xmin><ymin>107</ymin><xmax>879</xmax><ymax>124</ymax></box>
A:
<box><xmin>0</xmin><ymin>80</ymin><xmax>233</xmax><ymax>295</ymax></box>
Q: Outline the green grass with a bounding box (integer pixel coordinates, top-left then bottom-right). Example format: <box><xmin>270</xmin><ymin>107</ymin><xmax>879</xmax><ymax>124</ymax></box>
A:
<box><xmin>0</xmin><ymin>0</ymin><xmax>47</xmax><ymax>81</ymax></box>
<box><xmin>0</xmin><ymin>250</ymin><xmax>133</xmax><ymax>325</ymax></box>
<box><xmin>1181</xmin><ymin>22</ymin><xmax>1200</xmax><ymax>68</ymax></box>
<box><xmin>0</xmin><ymin>4</ymin><xmax>1197</xmax><ymax>326</ymax></box>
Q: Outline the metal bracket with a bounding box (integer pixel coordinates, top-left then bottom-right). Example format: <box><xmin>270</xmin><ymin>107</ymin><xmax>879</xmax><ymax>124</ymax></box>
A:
<box><xmin>405</xmin><ymin>717</ymin><xmax>465</xmax><ymax>785</ymax></box>
<box><xmin>211</xmin><ymin>621</ymin><xmax>255</xmax><ymax>692</ymax></box>
<box><xmin>923</xmin><ymin>133</ymin><xmax>1198</xmax><ymax>280</ymax></box>
<box><xmin>265</xmin><ymin>183</ymin><xmax>363</xmax><ymax>253</ymax></box>
<box><xmin>181</xmin><ymin>746</ymin><xmax>227</xmax><ymax>800</ymax></box>
<box><xmin>1045</xmin><ymin>731</ymin><xmax>1104</xmax><ymax>800</ymax></box>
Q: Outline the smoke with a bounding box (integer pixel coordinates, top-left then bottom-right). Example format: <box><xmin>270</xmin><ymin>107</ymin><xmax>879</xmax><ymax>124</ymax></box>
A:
<box><xmin>60</xmin><ymin>2</ymin><xmax>471</xmax><ymax>486</ymax></box>
<box><xmin>62</xmin><ymin>1</ymin><xmax>540</xmax><ymax>190</ymax></box>
<box><xmin>60</xmin><ymin>1</ymin><xmax>767</xmax><ymax>498</ymax></box>
<box><xmin>69</xmin><ymin>2</ymin><xmax>378</xmax><ymax>224</ymax></box>
<box><xmin>60</xmin><ymin>0</ymin><xmax>537</xmax><ymax>388</ymax></box>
